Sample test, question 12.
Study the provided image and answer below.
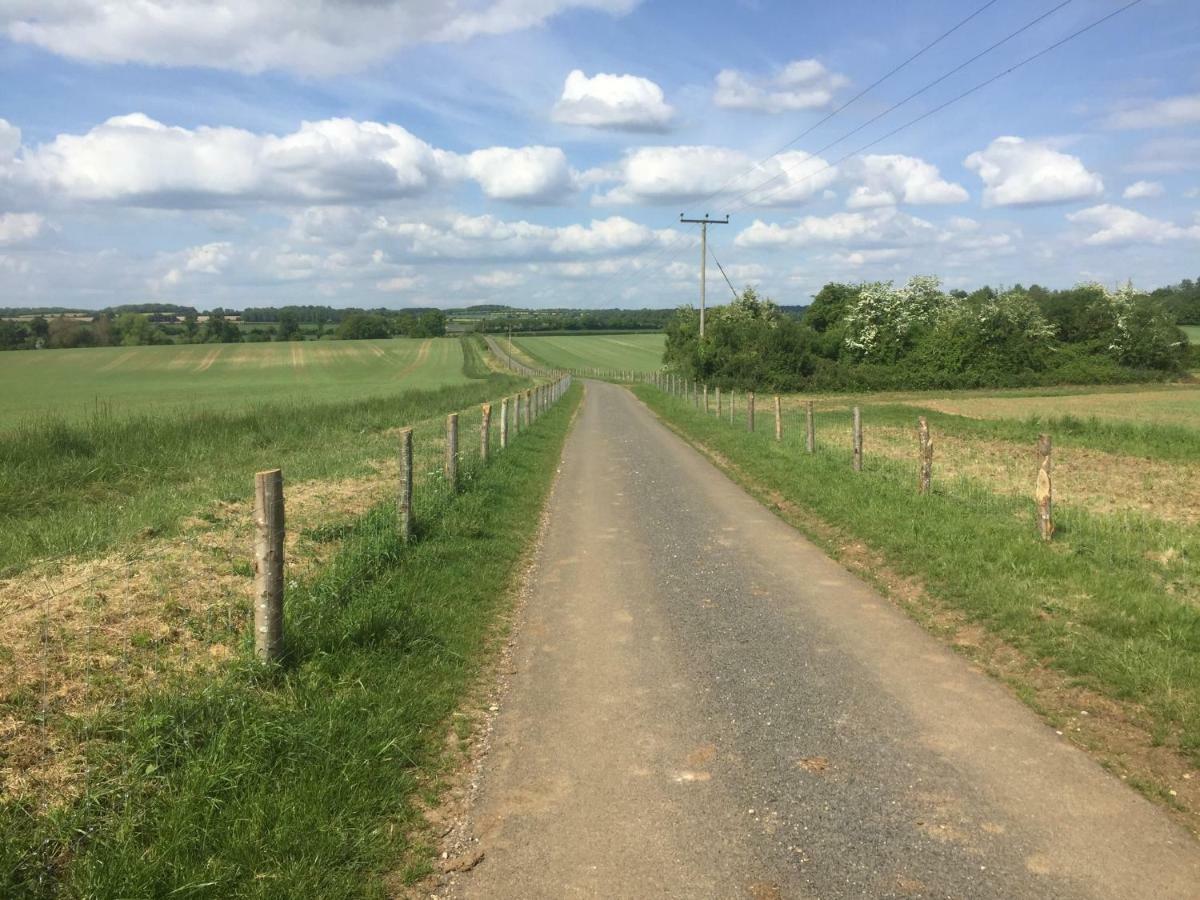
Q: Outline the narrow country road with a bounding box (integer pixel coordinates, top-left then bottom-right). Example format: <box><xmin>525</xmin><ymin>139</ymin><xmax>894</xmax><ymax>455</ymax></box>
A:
<box><xmin>447</xmin><ymin>380</ymin><xmax>1200</xmax><ymax>899</ymax></box>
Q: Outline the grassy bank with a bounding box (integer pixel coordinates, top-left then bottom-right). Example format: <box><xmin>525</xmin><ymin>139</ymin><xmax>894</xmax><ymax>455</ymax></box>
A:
<box><xmin>636</xmin><ymin>385</ymin><xmax>1200</xmax><ymax>789</ymax></box>
<box><xmin>4</xmin><ymin>382</ymin><xmax>580</xmax><ymax>898</ymax></box>
<box><xmin>0</xmin><ymin>352</ymin><xmax>526</xmax><ymax>575</ymax></box>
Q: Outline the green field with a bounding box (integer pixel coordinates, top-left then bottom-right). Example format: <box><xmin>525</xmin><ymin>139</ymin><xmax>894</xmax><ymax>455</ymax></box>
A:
<box><xmin>0</xmin><ymin>338</ymin><xmax>466</xmax><ymax>427</ymax></box>
<box><xmin>513</xmin><ymin>333</ymin><xmax>664</xmax><ymax>373</ymax></box>
<box><xmin>1183</xmin><ymin>324</ymin><xmax>1200</xmax><ymax>343</ymax></box>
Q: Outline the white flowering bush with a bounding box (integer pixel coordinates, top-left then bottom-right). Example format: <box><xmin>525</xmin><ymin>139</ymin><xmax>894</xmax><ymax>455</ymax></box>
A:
<box><xmin>842</xmin><ymin>275</ymin><xmax>957</xmax><ymax>362</ymax></box>
<box><xmin>1083</xmin><ymin>281</ymin><xmax>1185</xmax><ymax>369</ymax></box>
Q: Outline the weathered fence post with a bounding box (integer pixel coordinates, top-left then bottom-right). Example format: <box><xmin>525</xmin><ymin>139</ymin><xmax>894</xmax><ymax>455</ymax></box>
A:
<box><xmin>446</xmin><ymin>413</ymin><xmax>459</xmax><ymax>490</ymax></box>
<box><xmin>524</xmin><ymin>390</ymin><xmax>532</xmax><ymax>427</ymax></box>
<box><xmin>805</xmin><ymin>400</ymin><xmax>815</xmax><ymax>453</ymax></box>
<box><xmin>716</xmin><ymin>386</ymin><xmax>722</xmax><ymax>417</ymax></box>
<box><xmin>481</xmin><ymin>403</ymin><xmax>492</xmax><ymax>463</ymax></box>
<box><xmin>1037</xmin><ymin>433</ymin><xmax>1054</xmax><ymax>541</ymax></box>
<box><xmin>747</xmin><ymin>391</ymin><xmax>756</xmax><ymax>432</ymax></box>
<box><xmin>253</xmin><ymin>468</ymin><xmax>285</xmax><ymax>663</ymax></box>
<box><xmin>852</xmin><ymin>406</ymin><xmax>863</xmax><ymax>472</ymax></box>
<box><xmin>918</xmin><ymin>416</ymin><xmax>932</xmax><ymax>494</ymax></box>
<box><xmin>774</xmin><ymin>395</ymin><xmax>782</xmax><ymax>441</ymax></box>
<box><xmin>729</xmin><ymin>390</ymin><xmax>736</xmax><ymax>425</ymax></box>
<box><xmin>703</xmin><ymin>384</ymin><xmax>709</xmax><ymax>413</ymax></box>
<box><xmin>500</xmin><ymin>398</ymin><xmax>509</xmax><ymax>449</ymax></box>
<box><xmin>398</xmin><ymin>429</ymin><xmax>414</xmax><ymax>543</ymax></box>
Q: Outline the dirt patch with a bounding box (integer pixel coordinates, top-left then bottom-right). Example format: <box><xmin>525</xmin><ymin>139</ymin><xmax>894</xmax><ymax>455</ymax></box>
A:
<box><xmin>795</xmin><ymin>756</ymin><xmax>830</xmax><ymax>774</ymax></box>
<box><xmin>659</xmin><ymin>419</ymin><xmax>1200</xmax><ymax>837</ymax></box>
<box><xmin>195</xmin><ymin>346</ymin><xmax>223</xmax><ymax>372</ymax></box>
<box><xmin>0</xmin><ymin>463</ymin><xmax>396</xmax><ymax>810</ymax></box>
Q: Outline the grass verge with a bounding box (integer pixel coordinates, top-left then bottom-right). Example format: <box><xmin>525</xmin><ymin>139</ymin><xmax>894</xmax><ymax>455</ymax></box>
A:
<box><xmin>3</xmin><ymin>382</ymin><xmax>580</xmax><ymax>898</ymax></box>
<box><xmin>636</xmin><ymin>385</ymin><xmax>1200</xmax><ymax>820</ymax></box>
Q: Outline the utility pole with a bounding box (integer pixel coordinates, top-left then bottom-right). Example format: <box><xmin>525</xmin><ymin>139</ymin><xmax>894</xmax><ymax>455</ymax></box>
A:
<box><xmin>680</xmin><ymin>213</ymin><xmax>729</xmax><ymax>339</ymax></box>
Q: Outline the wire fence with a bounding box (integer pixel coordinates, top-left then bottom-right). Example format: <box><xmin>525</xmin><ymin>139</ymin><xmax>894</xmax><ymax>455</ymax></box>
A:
<box><xmin>1</xmin><ymin>373</ymin><xmax>572</xmax><ymax>824</ymax></box>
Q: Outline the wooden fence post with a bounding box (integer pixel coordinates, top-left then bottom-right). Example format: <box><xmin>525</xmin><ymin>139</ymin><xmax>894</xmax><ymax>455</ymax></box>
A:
<box><xmin>398</xmin><ymin>429</ymin><xmax>414</xmax><ymax>543</ymax></box>
<box><xmin>852</xmin><ymin>407</ymin><xmax>863</xmax><ymax>472</ymax></box>
<box><xmin>1037</xmin><ymin>434</ymin><xmax>1054</xmax><ymax>541</ymax></box>
<box><xmin>918</xmin><ymin>416</ymin><xmax>932</xmax><ymax>494</ymax></box>
<box><xmin>500</xmin><ymin>398</ymin><xmax>509</xmax><ymax>449</ymax></box>
<box><xmin>704</xmin><ymin>385</ymin><xmax>709</xmax><ymax>413</ymax></box>
<box><xmin>747</xmin><ymin>391</ymin><xmax>756</xmax><ymax>432</ymax></box>
<box><xmin>446</xmin><ymin>413</ymin><xmax>459</xmax><ymax>490</ymax></box>
<box><xmin>774</xmin><ymin>395</ymin><xmax>782</xmax><ymax>441</ymax></box>
<box><xmin>524</xmin><ymin>390</ymin><xmax>532</xmax><ymax>427</ymax></box>
<box><xmin>514</xmin><ymin>393</ymin><xmax>522</xmax><ymax>434</ymax></box>
<box><xmin>253</xmin><ymin>468</ymin><xmax>285</xmax><ymax>663</ymax></box>
<box><xmin>481</xmin><ymin>403</ymin><xmax>492</xmax><ymax>463</ymax></box>
<box><xmin>716</xmin><ymin>386</ymin><xmax>722</xmax><ymax>417</ymax></box>
<box><xmin>805</xmin><ymin>401</ymin><xmax>815</xmax><ymax>453</ymax></box>
<box><xmin>730</xmin><ymin>390</ymin><xmax>736</xmax><ymax>425</ymax></box>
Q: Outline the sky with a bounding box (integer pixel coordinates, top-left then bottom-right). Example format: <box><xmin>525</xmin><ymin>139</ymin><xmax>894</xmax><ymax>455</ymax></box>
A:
<box><xmin>0</xmin><ymin>0</ymin><xmax>1198</xmax><ymax>311</ymax></box>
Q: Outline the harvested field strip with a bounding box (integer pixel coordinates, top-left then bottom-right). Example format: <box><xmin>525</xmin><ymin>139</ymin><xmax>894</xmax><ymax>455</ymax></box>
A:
<box><xmin>809</xmin><ymin>418</ymin><xmax>1200</xmax><ymax>527</ymax></box>
<box><xmin>194</xmin><ymin>346</ymin><xmax>222</xmax><ymax>372</ymax></box>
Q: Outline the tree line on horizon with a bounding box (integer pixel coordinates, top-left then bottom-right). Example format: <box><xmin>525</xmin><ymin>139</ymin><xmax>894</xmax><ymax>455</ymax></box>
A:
<box><xmin>665</xmin><ymin>277</ymin><xmax>1198</xmax><ymax>391</ymax></box>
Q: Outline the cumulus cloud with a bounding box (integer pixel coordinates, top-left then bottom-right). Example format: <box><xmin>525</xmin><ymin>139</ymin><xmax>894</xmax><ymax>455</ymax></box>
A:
<box><xmin>844</xmin><ymin>154</ymin><xmax>967</xmax><ymax>208</ymax></box>
<box><xmin>1</xmin><ymin>0</ymin><xmax>640</xmax><ymax>75</ymax></box>
<box><xmin>1066</xmin><ymin>204</ymin><xmax>1200</xmax><ymax>245</ymax></box>
<box><xmin>6</xmin><ymin>113</ymin><xmax>580</xmax><ymax>208</ymax></box>
<box><xmin>1105</xmin><ymin>94</ymin><xmax>1200</xmax><ymax>130</ymax></box>
<box><xmin>713</xmin><ymin>59</ymin><xmax>847</xmax><ymax>113</ymax></box>
<box><xmin>591</xmin><ymin>145</ymin><xmax>837</xmax><ymax>206</ymax></box>
<box><xmin>0</xmin><ymin>212</ymin><xmax>44</xmax><ymax>245</ymax></box>
<box><xmin>551</xmin><ymin>70</ymin><xmax>674</xmax><ymax>131</ymax></box>
<box><xmin>1122</xmin><ymin>180</ymin><xmax>1164</xmax><ymax>200</ymax></box>
<box><xmin>734</xmin><ymin>208</ymin><xmax>940</xmax><ymax>249</ymax></box>
<box><xmin>461</xmin><ymin>146</ymin><xmax>577</xmax><ymax>203</ymax></box>
<box><xmin>472</xmin><ymin>269</ymin><xmax>525</xmax><ymax>288</ymax></box>
<box><xmin>964</xmin><ymin>137</ymin><xmax>1103</xmax><ymax>207</ymax></box>
<box><xmin>373</xmin><ymin>213</ymin><xmax>678</xmax><ymax>260</ymax></box>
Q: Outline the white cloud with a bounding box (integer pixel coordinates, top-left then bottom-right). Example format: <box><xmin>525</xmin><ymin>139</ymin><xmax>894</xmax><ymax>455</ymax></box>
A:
<box><xmin>373</xmin><ymin>212</ymin><xmax>678</xmax><ymax>260</ymax></box>
<box><xmin>592</xmin><ymin>145</ymin><xmax>837</xmax><ymax>206</ymax></box>
<box><xmin>714</xmin><ymin>59</ymin><xmax>847</xmax><ymax>113</ymax></box>
<box><xmin>1127</xmin><ymin>137</ymin><xmax>1200</xmax><ymax>174</ymax></box>
<box><xmin>1105</xmin><ymin>94</ymin><xmax>1200</xmax><ymax>129</ymax></box>
<box><xmin>7</xmin><ymin>113</ymin><xmax>579</xmax><ymax>208</ymax></box>
<box><xmin>1122</xmin><ymin>180</ymin><xmax>1164</xmax><ymax>200</ymax></box>
<box><xmin>0</xmin><ymin>212</ymin><xmax>44</xmax><ymax>245</ymax></box>
<box><xmin>1</xmin><ymin>0</ymin><xmax>640</xmax><ymax>75</ymax></box>
<box><xmin>461</xmin><ymin>146</ymin><xmax>576</xmax><ymax>203</ymax></box>
<box><xmin>1066</xmin><ymin>204</ymin><xmax>1200</xmax><ymax>245</ymax></box>
<box><xmin>472</xmin><ymin>269</ymin><xmax>525</xmax><ymax>288</ymax></box>
<box><xmin>964</xmin><ymin>136</ymin><xmax>1103</xmax><ymax>207</ymax></box>
<box><xmin>551</xmin><ymin>70</ymin><xmax>674</xmax><ymax>131</ymax></box>
<box><xmin>735</xmin><ymin>208</ymin><xmax>940</xmax><ymax>249</ymax></box>
<box><xmin>844</xmin><ymin>154</ymin><xmax>967</xmax><ymax>208</ymax></box>
<box><xmin>376</xmin><ymin>275</ymin><xmax>421</xmax><ymax>292</ymax></box>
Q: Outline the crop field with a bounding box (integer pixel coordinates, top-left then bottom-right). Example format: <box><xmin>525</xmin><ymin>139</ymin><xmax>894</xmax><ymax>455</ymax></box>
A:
<box><xmin>513</xmin><ymin>332</ymin><xmax>664</xmax><ymax>373</ymax></box>
<box><xmin>0</xmin><ymin>337</ymin><xmax>467</xmax><ymax>427</ymax></box>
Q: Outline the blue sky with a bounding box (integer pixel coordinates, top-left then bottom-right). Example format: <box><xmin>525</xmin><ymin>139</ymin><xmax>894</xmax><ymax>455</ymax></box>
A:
<box><xmin>0</xmin><ymin>0</ymin><xmax>1197</xmax><ymax>310</ymax></box>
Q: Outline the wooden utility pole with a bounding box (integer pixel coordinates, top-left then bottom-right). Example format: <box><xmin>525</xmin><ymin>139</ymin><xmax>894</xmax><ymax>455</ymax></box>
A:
<box><xmin>679</xmin><ymin>213</ymin><xmax>729</xmax><ymax>339</ymax></box>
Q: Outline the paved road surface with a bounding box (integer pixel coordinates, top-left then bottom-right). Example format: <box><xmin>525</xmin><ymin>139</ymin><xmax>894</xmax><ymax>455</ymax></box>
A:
<box><xmin>448</xmin><ymin>380</ymin><xmax>1200</xmax><ymax>899</ymax></box>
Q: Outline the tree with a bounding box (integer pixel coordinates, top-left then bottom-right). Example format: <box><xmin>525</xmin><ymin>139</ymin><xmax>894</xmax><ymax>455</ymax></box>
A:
<box><xmin>842</xmin><ymin>275</ymin><xmax>956</xmax><ymax>363</ymax></box>
<box><xmin>276</xmin><ymin>311</ymin><xmax>302</xmax><ymax>341</ymax></box>
<box><xmin>336</xmin><ymin>313</ymin><xmax>391</xmax><ymax>340</ymax></box>
<box><xmin>412</xmin><ymin>309</ymin><xmax>446</xmax><ymax>338</ymax></box>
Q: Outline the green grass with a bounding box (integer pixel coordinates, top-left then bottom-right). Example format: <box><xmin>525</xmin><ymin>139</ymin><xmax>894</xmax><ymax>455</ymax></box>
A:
<box><xmin>638</xmin><ymin>385</ymin><xmax>1200</xmax><ymax>766</ymax></box>
<box><xmin>0</xmin><ymin>338</ymin><xmax>523</xmax><ymax>575</ymax></box>
<box><xmin>0</xmin><ymin>338</ymin><xmax>466</xmax><ymax>427</ymax></box>
<box><xmin>1182</xmin><ymin>324</ymin><xmax>1200</xmax><ymax>343</ymax></box>
<box><xmin>2</xmin><ymin>382</ymin><xmax>581</xmax><ymax>898</ymax></box>
<box><xmin>513</xmin><ymin>333</ymin><xmax>664</xmax><ymax>373</ymax></box>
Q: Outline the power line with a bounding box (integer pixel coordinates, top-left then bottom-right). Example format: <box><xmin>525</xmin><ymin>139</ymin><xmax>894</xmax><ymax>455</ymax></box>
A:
<box><xmin>601</xmin><ymin>0</ymin><xmax>1075</xmax><ymax>300</ymax></box>
<box><xmin>715</xmin><ymin>0</ymin><xmax>1074</xmax><ymax>212</ymax></box>
<box><xmin>590</xmin><ymin>1</ymin><xmax>1022</xmax><ymax>301</ymax></box>
<box><xmin>615</xmin><ymin>0</ymin><xmax>1142</xmax><ymax>304</ymax></box>
<box><xmin>691</xmin><ymin>0</ymin><xmax>1004</xmax><ymax>212</ymax></box>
